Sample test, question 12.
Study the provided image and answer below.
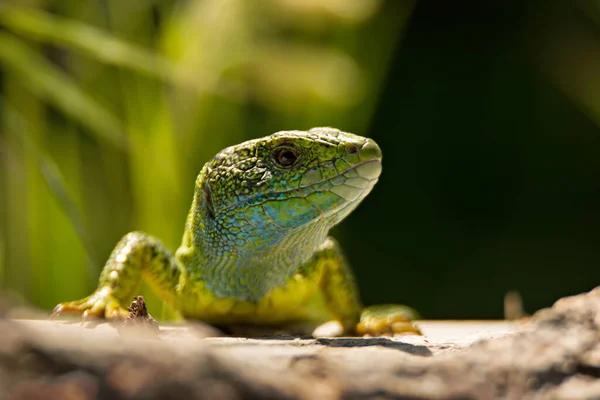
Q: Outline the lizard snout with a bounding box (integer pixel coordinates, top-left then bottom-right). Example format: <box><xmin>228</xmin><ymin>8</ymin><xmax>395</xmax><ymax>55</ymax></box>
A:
<box><xmin>359</xmin><ymin>138</ymin><xmax>382</xmax><ymax>162</ymax></box>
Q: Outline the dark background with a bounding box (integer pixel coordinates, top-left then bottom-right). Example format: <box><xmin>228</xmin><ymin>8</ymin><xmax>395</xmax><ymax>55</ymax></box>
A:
<box><xmin>351</xmin><ymin>0</ymin><xmax>600</xmax><ymax>318</ymax></box>
<box><xmin>1</xmin><ymin>0</ymin><xmax>599</xmax><ymax>318</ymax></box>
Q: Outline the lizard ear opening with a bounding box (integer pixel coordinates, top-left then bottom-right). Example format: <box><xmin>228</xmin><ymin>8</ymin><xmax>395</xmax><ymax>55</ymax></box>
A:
<box><xmin>202</xmin><ymin>182</ymin><xmax>215</xmax><ymax>220</ymax></box>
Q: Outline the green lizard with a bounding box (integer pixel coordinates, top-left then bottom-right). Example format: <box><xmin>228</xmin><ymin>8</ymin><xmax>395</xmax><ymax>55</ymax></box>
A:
<box><xmin>54</xmin><ymin>127</ymin><xmax>421</xmax><ymax>337</ymax></box>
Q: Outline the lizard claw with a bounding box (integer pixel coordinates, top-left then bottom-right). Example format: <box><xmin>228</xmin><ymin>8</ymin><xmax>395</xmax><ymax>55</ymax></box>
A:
<box><xmin>312</xmin><ymin>320</ymin><xmax>345</xmax><ymax>338</ymax></box>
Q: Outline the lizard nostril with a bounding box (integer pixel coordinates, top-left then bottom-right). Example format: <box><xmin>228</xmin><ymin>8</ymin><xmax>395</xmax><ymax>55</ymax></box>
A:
<box><xmin>359</xmin><ymin>139</ymin><xmax>382</xmax><ymax>161</ymax></box>
<box><xmin>347</xmin><ymin>144</ymin><xmax>359</xmax><ymax>154</ymax></box>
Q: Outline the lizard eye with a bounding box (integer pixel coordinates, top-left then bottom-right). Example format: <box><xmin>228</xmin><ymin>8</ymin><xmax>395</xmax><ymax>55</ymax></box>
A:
<box><xmin>272</xmin><ymin>147</ymin><xmax>299</xmax><ymax>168</ymax></box>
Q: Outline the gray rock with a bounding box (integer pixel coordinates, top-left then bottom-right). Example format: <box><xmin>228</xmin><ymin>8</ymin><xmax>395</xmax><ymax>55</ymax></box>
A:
<box><xmin>1</xmin><ymin>288</ymin><xmax>599</xmax><ymax>399</ymax></box>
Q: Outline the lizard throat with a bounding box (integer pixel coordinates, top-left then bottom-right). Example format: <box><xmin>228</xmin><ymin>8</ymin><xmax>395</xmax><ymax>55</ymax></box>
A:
<box><xmin>195</xmin><ymin>218</ymin><xmax>332</xmax><ymax>301</ymax></box>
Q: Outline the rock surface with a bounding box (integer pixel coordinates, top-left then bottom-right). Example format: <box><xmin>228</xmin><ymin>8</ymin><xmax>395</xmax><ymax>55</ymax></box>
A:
<box><xmin>1</xmin><ymin>288</ymin><xmax>600</xmax><ymax>399</ymax></box>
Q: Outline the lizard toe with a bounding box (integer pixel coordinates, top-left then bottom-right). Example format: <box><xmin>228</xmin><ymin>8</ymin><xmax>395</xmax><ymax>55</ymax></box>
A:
<box><xmin>356</xmin><ymin>304</ymin><xmax>422</xmax><ymax>337</ymax></box>
<box><xmin>52</xmin><ymin>290</ymin><xmax>127</xmax><ymax>321</ymax></box>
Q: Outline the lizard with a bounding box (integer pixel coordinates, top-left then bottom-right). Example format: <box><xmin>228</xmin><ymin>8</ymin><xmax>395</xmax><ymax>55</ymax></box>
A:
<box><xmin>53</xmin><ymin>127</ymin><xmax>421</xmax><ymax>337</ymax></box>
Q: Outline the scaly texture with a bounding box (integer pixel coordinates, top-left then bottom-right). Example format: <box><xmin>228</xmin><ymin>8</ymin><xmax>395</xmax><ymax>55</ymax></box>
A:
<box><xmin>54</xmin><ymin>127</ymin><xmax>420</xmax><ymax>336</ymax></box>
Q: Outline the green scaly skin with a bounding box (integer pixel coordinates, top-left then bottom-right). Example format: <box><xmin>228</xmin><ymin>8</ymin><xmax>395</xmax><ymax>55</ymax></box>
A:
<box><xmin>54</xmin><ymin>127</ymin><xmax>421</xmax><ymax>337</ymax></box>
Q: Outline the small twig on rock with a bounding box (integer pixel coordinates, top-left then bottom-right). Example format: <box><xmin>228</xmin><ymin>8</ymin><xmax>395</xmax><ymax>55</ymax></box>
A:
<box><xmin>118</xmin><ymin>296</ymin><xmax>160</xmax><ymax>338</ymax></box>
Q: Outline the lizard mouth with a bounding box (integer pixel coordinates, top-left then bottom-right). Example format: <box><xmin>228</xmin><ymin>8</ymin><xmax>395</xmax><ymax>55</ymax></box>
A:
<box><xmin>319</xmin><ymin>159</ymin><xmax>381</xmax><ymax>204</ymax></box>
<box><xmin>221</xmin><ymin>159</ymin><xmax>381</xmax><ymax>215</ymax></box>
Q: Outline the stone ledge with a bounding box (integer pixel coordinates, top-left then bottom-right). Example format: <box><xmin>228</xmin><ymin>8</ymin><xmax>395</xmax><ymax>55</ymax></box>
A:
<box><xmin>1</xmin><ymin>288</ymin><xmax>599</xmax><ymax>399</ymax></box>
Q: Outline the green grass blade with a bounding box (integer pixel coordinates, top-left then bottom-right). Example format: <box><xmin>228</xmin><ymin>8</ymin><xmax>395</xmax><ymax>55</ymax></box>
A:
<box><xmin>0</xmin><ymin>32</ymin><xmax>127</xmax><ymax>150</ymax></box>
<box><xmin>0</xmin><ymin>4</ymin><xmax>245</xmax><ymax>100</ymax></box>
<box><xmin>2</xmin><ymin>98</ymin><xmax>100</xmax><ymax>273</ymax></box>
<box><xmin>0</xmin><ymin>4</ymin><xmax>170</xmax><ymax>80</ymax></box>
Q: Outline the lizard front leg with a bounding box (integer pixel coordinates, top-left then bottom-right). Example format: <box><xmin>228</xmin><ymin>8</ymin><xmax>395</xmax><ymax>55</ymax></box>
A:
<box><xmin>53</xmin><ymin>231</ymin><xmax>182</xmax><ymax>319</ymax></box>
<box><xmin>314</xmin><ymin>237</ymin><xmax>422</xmax><ymax>337</ymax></box>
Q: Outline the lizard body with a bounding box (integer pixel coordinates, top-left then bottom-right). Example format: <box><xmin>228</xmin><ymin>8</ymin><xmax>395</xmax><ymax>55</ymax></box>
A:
<box><xmin>54</xmin><ymin>127</ymin><xmax>420</xmax><ymax>336</ymax></box>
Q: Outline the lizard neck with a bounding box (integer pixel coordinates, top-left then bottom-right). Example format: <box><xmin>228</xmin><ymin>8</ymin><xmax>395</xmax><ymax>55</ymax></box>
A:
<box><xmin>178</xmin><ymin>189</ymin><xmax>331</xmax><ymax>301</ymax></box>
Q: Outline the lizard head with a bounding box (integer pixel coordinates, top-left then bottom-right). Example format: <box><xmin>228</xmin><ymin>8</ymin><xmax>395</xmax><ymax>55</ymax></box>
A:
<box><xmin>196</xmin><ymin>127</ymin><xmax>382</xmax><ymax>248</ymax></box>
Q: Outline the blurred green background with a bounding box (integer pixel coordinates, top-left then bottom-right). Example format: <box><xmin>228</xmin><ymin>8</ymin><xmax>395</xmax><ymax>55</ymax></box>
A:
<box><xmin>1</xmin><ymin>0</ymin><xmax>599</xmax><ymax>319</ymax></box>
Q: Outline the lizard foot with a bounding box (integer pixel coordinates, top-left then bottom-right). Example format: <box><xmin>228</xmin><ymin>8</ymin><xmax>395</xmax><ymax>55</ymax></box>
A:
<box><xmin>356</xmin><ymin>304</ymin><xmax>422</xmax><ymax>336</ymax></box>
<box><xmin>52</xmin><ymin>287</ymin><xmax>129</xmax><ymax>320</ymax></box>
